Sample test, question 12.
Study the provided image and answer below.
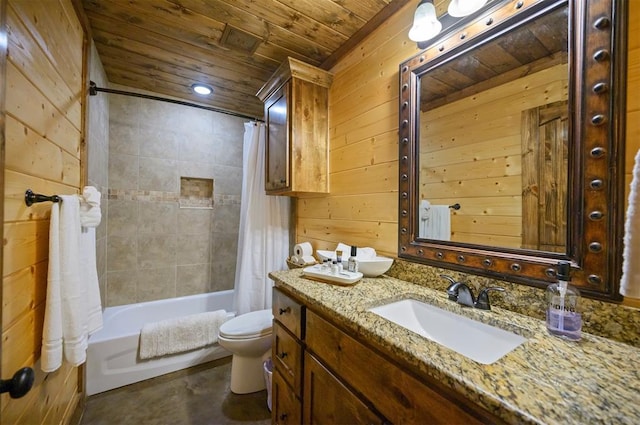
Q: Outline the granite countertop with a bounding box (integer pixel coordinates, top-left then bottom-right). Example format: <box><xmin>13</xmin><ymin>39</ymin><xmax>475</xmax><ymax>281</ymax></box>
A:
<box><xmin>269</xmin><ymin>268</ymin><xmax>640</xmax><ymax>425</ymax></box>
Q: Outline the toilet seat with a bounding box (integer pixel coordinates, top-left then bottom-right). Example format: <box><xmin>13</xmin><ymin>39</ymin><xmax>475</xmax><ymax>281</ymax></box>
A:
<box><xmin>219</xmin><ymin>309</ymin><xmax>273</xmax><ymax>340</ymax></box>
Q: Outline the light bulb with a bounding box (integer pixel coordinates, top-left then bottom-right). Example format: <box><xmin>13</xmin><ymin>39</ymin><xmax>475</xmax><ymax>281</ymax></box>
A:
<box><xmin>448</xmin><ymin>0</ymin><xmax>488</xmax><ymax>17</ymax></box>
<box><xmin>408</xmin><ymin>1</ymin><xmax>443</xmax><ymax>42</ymax></box>
<box><xmin>191</xmin><ymin>83</ymin><xmax>213</xmax><ymax>96</ymax></box>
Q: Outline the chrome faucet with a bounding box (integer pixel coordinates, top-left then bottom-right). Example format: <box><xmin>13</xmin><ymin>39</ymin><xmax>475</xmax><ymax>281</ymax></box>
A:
<box><xmin>440</xmin><ymin>275</ymin><xmax>504</xmax><ymax>310</ymax></box>
<box><xmin>475</xmin><ymin>287</ymin><xmax>505</xmax><ymax>310</ymax></box>
<box><xmin>441</xmin><ymin>275</ymin><xmax>471</xmax><ymax>304</ymax></box>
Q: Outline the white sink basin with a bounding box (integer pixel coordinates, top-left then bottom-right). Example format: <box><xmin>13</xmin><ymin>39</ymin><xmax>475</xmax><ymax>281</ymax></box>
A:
<box><xmin>368</xmin><ymin>299</ymin><xmax>527</xmax><ymax>364</ymax></box>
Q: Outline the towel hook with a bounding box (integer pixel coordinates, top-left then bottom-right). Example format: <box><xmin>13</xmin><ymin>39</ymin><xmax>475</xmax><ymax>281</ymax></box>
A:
<box><xmin>449</xmin><ymin>203</ymin><xmax>461</xmax><ymax>210</ymax></box>
<box><xmin>25</xmin><ymin>189</ymin><xmax>61</xmax><ymax>207</ymax></box>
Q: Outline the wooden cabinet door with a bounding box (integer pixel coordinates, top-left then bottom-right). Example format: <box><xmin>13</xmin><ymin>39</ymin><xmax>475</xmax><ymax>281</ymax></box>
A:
<box><xmin>265</xmin><ymin>83</ymin><xmax>289</xmax><ymax>192</ymax></box>
<box><xmin>303</xmin><ymin>353</ymin><xmax>386</xmax><ymax>425</ymax></box>
<box><xmin>272</xmin><ymin>368</ymin><xmax>301</xmax><ymax>425</ymax></box>
<box><xmin>273</xmin><ymin>321</ymin><xmax>303</xmax><ymax>396</ymax></box>
<box><xmin>306</xmin><ymin>310</ymin><xmax>498</xmax><ymax>425</ymax></box>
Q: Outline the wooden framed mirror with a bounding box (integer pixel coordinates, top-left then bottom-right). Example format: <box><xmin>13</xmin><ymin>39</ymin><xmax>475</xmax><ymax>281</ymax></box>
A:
<box><xmin>398</xmin><ymin>0</ymin><xmax>627</xmax><ymax>301</ymax></box>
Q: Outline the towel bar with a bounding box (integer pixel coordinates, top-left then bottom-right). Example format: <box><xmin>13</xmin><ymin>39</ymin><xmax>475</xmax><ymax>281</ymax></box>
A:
<box><xmin>25</xmin><ymin>189</ymin><xmax>61</xmax><ymax>207</ymax></box>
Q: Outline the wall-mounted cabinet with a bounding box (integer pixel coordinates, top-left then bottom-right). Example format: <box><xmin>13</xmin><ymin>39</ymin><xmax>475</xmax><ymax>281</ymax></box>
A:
<box><xmin>257</xmin><ymin>58</ymin><xmax>333</xmax><ymax>196</ymax></box>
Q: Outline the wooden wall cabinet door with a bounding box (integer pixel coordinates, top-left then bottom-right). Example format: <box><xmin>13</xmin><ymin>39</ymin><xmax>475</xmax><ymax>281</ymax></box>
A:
<box><xmin>265</xmin><ymin>83</ymin><xmax>289</xmax><ymax>192</ymax></box>
<box><xmin>257</xmin><ymin>57</ymin><xmax>333</xmax><ymax>196</ymax></box>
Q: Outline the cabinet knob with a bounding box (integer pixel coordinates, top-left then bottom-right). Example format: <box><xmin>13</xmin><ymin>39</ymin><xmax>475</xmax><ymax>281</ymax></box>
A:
<box><xmin>278</xmin><ymin>307</ymin><xmax>291</xmax><ymax>315</ymax></box>
<box><xmin>278</xmin><ymin>351</ymin><xmax>288</xmax><ymax>359</ymax></box>
<box><xmin>279</xmin><ymin>413</ymin><xmax>288</xmax><ymax>421</ymax></box>
<box><xmin>0</xmin><ymin>367</ymin><xmax>34</xmax><ymax>399</ymax></box>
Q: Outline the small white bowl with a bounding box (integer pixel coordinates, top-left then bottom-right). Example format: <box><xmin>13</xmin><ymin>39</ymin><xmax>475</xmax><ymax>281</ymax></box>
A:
<box><xmin>357</xmin><ymin>256</ymin><xmax>394</xmax><ymax>277</ymax></box>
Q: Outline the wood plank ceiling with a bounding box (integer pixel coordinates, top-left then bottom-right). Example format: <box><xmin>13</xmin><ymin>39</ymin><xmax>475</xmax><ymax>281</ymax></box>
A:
<box><xmin>80</xmin><ymin>0</ymin><xmax>411</xmax><ymax>119</ymax></box>
<box><xmin>420</xmin><ymin>4</ymin><xmax>568</xmax><ymax>110</ymax></box>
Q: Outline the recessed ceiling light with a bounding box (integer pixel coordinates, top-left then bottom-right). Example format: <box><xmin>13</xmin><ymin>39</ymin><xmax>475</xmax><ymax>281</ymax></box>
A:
<box><xmin>191</xmin><ymin>83</ymin><xmax>213</xmax><ymax>96</ymax></box>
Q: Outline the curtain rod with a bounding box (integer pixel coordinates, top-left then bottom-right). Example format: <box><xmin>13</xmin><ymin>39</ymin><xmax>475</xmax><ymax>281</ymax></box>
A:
<box><xmin>88</xmin><ymin>81</ymin><xmax>264</xmax><ymax>122</ymax></box>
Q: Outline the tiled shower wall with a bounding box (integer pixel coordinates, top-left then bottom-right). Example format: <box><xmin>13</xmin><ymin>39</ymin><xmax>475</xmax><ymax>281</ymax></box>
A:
<box><xmin>106</xmin><ymin>85</ymin><xmax>245</xmax><ymax>307</ymax></box>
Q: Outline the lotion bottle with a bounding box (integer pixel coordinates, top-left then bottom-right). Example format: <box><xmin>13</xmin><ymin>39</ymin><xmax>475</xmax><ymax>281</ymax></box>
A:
<box><xmin>546</xmin><ymin>261</ymin><xmax>582</xmax><ymax>341</ymax></box>
<box><xmin>348</xmin><ymin>246</ymin><xmax>358</xmax><ymax>273</ymax></box>
<box><xmin>330</xmin><ymin>260</ymin><xmax>338</xmax><ymax>274</ymax></box>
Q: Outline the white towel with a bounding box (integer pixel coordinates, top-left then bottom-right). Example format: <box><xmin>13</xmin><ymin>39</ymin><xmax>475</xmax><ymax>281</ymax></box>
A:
<box><xmin>419</xmin><ymin>200</ymin><xmax>431</xmax><ymax>238</ymax></box>
<box><xmin>82</xmin><ymin>186</ymin><xmax>101</xmax><ymax>206</ymax></box>
<box><xmin>420</xmin><ymin>202</ymin><xmax>451</xmax><ymax>240</ymax></box>
<box><xmin>336</xmin><ymin>243</ymin><xmax>376</xmax><ymax>260</ymax></box>
<box><xmin>419</xmin><ymin>199</ymin><xmax>431</xmax><ymax>220</ymax></box>
<box><xmin>336</xmin><ymin>243</ymin><xmax>351</xmax><ymax>258</ymax></box>
<box><xmin>42</xmin><ymin>195</ymin><xmax>87</xmax><ymax>371</ymax></box>
<box><xmin>139</xmin><ymin>310</ymin><xmax>229</xmax><ymax>360</ymax></box>
<box><xmin>620</xmin><ymin>149</ymin><xmax>640</xmax><ymax>298</ymax></box>
<box><xmin>41</xmin><ymin>194</ymin><xmax>104</xmax><ymax>372</ymax></box>
<box><xmin>80</xmin><ymin>227</ymin><xmax>103</xmax><ymax>334</ymax></box>
<box><xmin>42</xmin><ymin>200</ymin><xmax>64</xmax><ymax>372</ymax></box>
<box><xmin>356</xmin><ymin>247</ymin><xmax>376</xmax><ymax>259</ymax></box>
<box><xmin>294</xmin><ymin>255</ymin><xmax>316</xmax><ymax>266</ymax></box>
<box><xmin>79</xmin><ymin>186</ymin><xmax>101</xmax><ymax>228</ymax></box>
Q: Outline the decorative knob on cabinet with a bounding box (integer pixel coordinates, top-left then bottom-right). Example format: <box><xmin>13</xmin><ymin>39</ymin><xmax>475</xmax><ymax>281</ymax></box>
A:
<box><xmin>0</xmin><ymin>367</ymin><xmax>34</xmax><ymax>399</ymax></box>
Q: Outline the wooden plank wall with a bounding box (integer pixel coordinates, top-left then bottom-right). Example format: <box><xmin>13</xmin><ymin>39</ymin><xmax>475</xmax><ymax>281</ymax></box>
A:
<box><xmin>419</xmin><ymin>64</ymin><xmax>567</xmax><ymax>248</ymax></box>
<box><xmin>297</xmin><ymin>0</ymin><xmax>638</xmax><ymax>290</ymax></box>
<box><xmin>295</xmin><ymin>1</ymin><xmax>418</xmax><ymax>256</ymax></box>
<box><xmin>1</xmin><ymin>0</ymin><xmax>84</xmax><ymax>423</ymax></box>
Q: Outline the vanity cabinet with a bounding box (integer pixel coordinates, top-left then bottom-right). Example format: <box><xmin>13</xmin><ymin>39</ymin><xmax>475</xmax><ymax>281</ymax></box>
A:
<box><xmin>272</xmin><ymin>286</ymin><xmax>504</xmax><ymax>425</ymax></box>
<box><xmin>257</xmin><ymin>57</ymin><xmax>332</xmax><ymax>195</ymax></box>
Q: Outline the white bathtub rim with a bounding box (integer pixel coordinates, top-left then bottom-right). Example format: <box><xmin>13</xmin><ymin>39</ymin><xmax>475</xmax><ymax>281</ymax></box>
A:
<box><xmin>90</xmin><ymin>290</ymin><xmax>236</xmax><ymax>343</ymax></box>
<box><xmin>86</xmin><ymin>290</ymin><xmax>235</xmax><ymax>396</ymax></box>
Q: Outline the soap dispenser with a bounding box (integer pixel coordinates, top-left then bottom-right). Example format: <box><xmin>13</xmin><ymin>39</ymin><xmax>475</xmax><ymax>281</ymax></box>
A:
<box><xmin>546</xmin><ymin>261</ymin><xmax>582</xmax><ymax>341</ymax></box>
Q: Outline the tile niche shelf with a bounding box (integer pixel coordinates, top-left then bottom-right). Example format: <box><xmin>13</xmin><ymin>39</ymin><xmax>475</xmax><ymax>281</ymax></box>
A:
<box><xmin>179</xmin><ymin>177</ymin><xmax>214</xmax><ymax>209</ymax></box>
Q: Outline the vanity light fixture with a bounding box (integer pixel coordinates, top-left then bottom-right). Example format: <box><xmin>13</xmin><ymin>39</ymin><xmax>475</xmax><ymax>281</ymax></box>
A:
<box><xmin>448</xmin><ymin>0</ymin><xmax>488</xmax><ymax>17</ymax></box>
<box><xmin>408</xmin><ymin>0</ymin><xmax>443</xmax><ymax>42</ymax></box>
<box><xmin>191</xmin><ymin>83</ymin><xmax>213</xmax><ymax>96</ymax></box>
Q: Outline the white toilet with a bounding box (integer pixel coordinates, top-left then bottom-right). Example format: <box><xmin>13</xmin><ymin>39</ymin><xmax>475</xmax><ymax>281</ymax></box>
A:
<box><xmin>218</xmin><ymin>309</ymin><xmax>273</xmax><ymax>394</ymax></box>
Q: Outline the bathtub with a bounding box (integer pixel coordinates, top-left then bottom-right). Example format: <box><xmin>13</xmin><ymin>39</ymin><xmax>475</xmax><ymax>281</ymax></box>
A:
<box><xmin>86</xmin><ymin>290</ymin><xmax>235</xmax><ymax>396</ymax></box>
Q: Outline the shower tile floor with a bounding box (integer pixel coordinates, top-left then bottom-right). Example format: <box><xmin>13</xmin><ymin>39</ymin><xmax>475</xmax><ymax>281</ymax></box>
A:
<box><xmin>80</xmin><ymin>357</ymin><xmax>271</xmax><ymax>425</ymax></box>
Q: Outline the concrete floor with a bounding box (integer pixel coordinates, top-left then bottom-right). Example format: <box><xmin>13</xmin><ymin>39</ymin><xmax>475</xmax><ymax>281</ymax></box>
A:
<box><xmin>80</xmin><ymin>357</ymin><xmax>271</xmax><ymax>425</ymax></box>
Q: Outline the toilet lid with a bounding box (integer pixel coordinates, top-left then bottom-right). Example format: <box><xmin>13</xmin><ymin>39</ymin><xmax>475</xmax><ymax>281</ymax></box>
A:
<box><xmin>219</xmin><ymin>309</ymin><xmax>273</xmax><ymax>339</ymax></box>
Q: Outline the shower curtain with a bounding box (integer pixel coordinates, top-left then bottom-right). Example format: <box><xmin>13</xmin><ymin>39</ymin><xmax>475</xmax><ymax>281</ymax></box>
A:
<box><xmin>234</xmin><ymin>122</ymin><xmax>290</xmax><ymax>315</ymax></box>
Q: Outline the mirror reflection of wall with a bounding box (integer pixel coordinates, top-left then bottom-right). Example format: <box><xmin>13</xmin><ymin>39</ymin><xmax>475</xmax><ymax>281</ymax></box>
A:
<box><xmin>417</xmin><ymin>6</ymin><xmax>568</xmax><ymax>251</ymax></box>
